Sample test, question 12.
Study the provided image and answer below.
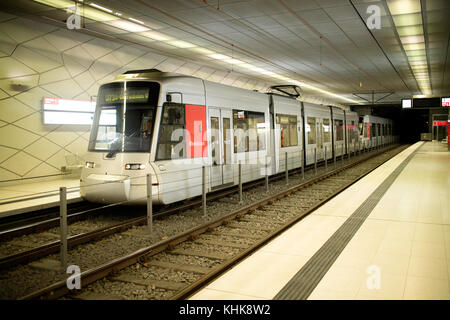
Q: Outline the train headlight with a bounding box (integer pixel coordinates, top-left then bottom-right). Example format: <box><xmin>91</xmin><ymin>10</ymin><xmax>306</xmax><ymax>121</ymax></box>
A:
<box><xmin>85</xmin><ymin>161</ymin><xmax>95</xmax><ymax>168</ymax></box>
<box><xmin>125</xmin><ymin>163</ymin><xmax>146</xmax><ymax>170</ymax></box>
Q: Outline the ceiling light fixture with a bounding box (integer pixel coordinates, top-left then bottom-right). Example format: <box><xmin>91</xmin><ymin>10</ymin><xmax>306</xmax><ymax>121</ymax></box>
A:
<box><xmin>128</xmin><ymin>17</ymin><xmax>145</xmax><ymax>25</ymax></box>
<box><xmin>89</xmin><ymin>2</ymin><xmax>113</xmax><ymax>13</ymax></box>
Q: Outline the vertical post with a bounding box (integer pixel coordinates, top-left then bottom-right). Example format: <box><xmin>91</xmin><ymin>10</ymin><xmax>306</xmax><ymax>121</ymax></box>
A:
<box><xmin>341</xmin><ymin>144</ymin><xmax>344</xmax><ymax>165</ymax></box>
<box><xmin>314</xmin><ymin>147</ymin><xmax>317</xmax><ymax>175</ymax></box>
<box><xmin>146</xmin><ymin>174</ymin><xmax>152</xmax><ymax>234</ymax></box>
<box><xmin>349</xmin><ymin>142</ymin><xmax>352</xmax><ymax>160</ymax></box>
<box><xmin>285</xmin><ymin>152</ymin><xmax>289</xmax><ymax>184</ymax></box>
<box><xmin>59</xmin><ymin>187</ymin><xmax>67</xmax><ymax>270</ymax></box>
<box><xmin>202</xmin><ymin>166</ymin><xmax>206</xmax><ymax>216</ymax></box>
<box><xmin>324</xmin><ymin>146</ymin><xmax>327</xmax><ymax>171</ymax></box>
<box><xmin>333</xmin><ymin>145</ymin><xmax>336</xmax><ymax>169</ymax></box>
<box><xmin>265</xmin><ymin>155</ymin><xmax>269</xmax><ymax>193</ymax></box>
<box><xmin>301</xmin><ymin>149</ymin><xmax>305</xmax><ymax>180</ymax></box>
<box><xmin>239</xmin><ymin>161</ymin><xmax>243</xmax><ymax>204</ymax></box>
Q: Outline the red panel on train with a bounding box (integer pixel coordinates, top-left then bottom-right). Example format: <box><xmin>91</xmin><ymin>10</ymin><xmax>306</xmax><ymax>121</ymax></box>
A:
<box><xmin>185</xmin><ymin>104</ymin><xmax>207</xmax><ymax>158</ymax></box>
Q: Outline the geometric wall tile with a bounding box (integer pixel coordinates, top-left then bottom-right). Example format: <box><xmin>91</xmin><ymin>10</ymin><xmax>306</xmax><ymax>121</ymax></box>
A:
<box><xmin>0</xmin><ymin>74</ymin><xmax>39</xmax><ymax>96</ymax></box>
<box><xmin>112</xmin><ymin>45</ymin><xmax>145</xmax><ymax>65</ymax></box>
<box><xmin>14</xmin><ymin>112</ymin><xmax>58</xmax><ymax>137</ymax></box>
<box><xmin>73</xmin><ymin>70</ymin><xmax>96</xmax><ymax>91</ymax></box>
<box><xmin>176</xmin><ymin>62</ymin><xmax>202</xmax><ymax>76</ymax></box>
<box><xmin>14</xmin><ymin>86</ymin><xmax>54</xmax><ymax>111</ymax></box>
<box><xmin>0</xmin><ymin>57</ymin><xmax>37</xmax><ymax>79</ymax></box>
<box><xmin>39</xmin><ymin>66</ymin><xmax>71</xmax><ymax>85</ymax></box>
<box><xmin>0</xmin><ymin>88</ymin><xmax>9</xmax><ymax>100</ymax></box>
<box><xmin>0</xmin><ymin>30</ymin><xmax>17</xmax><ymax>56</ymax></box>
<box><xmin>206</xmin><ymin>70</ymin><xmax>228</xmax><ymax>83</ymax></box>
<box><xmin>41</xmin><ymin>78</ymin><xmax>84</xmax><ymax>99</ymax></box>
<box><xmin>0</xmin><ymin>145</ymin><xmax>17</xmax><ymax>164</ymax></box>
<box><xmin>44</xmin><ymin>29</ymin><xmax>92</xmax><ymax>52</ymax></box>
<box><xmin>125</xmin><ymin>52</ymin><xmax>167</xmax><ymax>71</ymax></box>
<box><xmin>193</xmin><ymin>66</ymin><xmax>216</xmax><ymax>79</ymax></box>
<box><xmin>0</xmin><ymin>11</ymin><xmax>16</xmax><ymax>23</ymax></box>
<box><xmin>0</xmin><ymin>98</ymin><xmax>35</xmax><ymax>123</ymax></box>
<box><xmin>22</xmin><ymin>37</ymin><xmax>63</xmax><ymax>65</ymax></box>
<box><xmin>23</xmin><ymin>137</ymin><xmax>61</xmax><ymax>161</ymax></box>
<box><xmin>89</xmin><ymin>52</ymin><xmax>122</xmax><ymax>81</ymax></box>
<box><xmin>81</xmin><ymin>38</ymin><xmax>122</xmax><ymax>60</ymax></box>
<box><xmin>62</xmin><ymin>46</ymin><xmax>94</xmax><ymax>77</ymax></box>
<box><xmin>13</xmin><ymin>45</ymin><xmax>62</xmax><ymax>73</ymax></box>
<box><xmin>44</xmin><ymin>128</ymin><xmax>80</xmax><ymax>148</ymax></box>
<box><xmin>0</xmin><ymin>151</ymin><xmax>41</xmax><ymax>176</ymax></box>
<box><xmin>0</xmin><ymin>125</ymin><xmax>39</xmax><ymax>149</ymax></box>
<box><xmin>65</xmin><ymin>138</ymin><xmax>88</xmax><ymax>158</ymax></box>
<box><xmin>0</xmin><ymin>18</ymin><xmax>57</xmax><ymax>44</ymax></box>
<box><xmin>45</xmin><ymin>149</ymin><xmax>70</xmax><ymax>170</ymax></box>
<box><xmin>23</xmin><ymin>162</ymin><xmax>60</xmax><ymax>179</ymax></box>
<box><xmin>0</xmin><ymin>167</ymin><xmax>21</xmax><ymax>181</ymax></box>
<box><xmin>154</xmin><ymin>57</ymin><xmax>185</xmax><ymax>72</ymax></box>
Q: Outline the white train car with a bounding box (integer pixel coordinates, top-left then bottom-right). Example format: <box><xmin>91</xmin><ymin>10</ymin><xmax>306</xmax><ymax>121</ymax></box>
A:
<box><xmin>80</xmin><ymin>70</ymin><xmax>394</xmax><ymax>205</ymax></box>
<box><xmin>359</xmin><ymin>115</ymin><xmax>392</xmax><ymax>149</ymax></box>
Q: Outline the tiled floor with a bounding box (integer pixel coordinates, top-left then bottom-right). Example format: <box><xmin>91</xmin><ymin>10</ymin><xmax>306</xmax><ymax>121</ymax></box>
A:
<box><xmin>0</xmin><ymin>176</ymin><xmax>81</xmax><ymax>217</ymax></box>
<box><xmin>190</xmin><ymin>141</ymin><xmax>450</xmax><ymax>300</ymax></box>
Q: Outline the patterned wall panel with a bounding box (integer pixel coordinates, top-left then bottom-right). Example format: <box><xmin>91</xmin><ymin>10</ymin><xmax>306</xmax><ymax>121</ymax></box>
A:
<box><xmin>0</xmin><ymin>14</ymin><xmax>272</xmax><ymax>183</ymax></box>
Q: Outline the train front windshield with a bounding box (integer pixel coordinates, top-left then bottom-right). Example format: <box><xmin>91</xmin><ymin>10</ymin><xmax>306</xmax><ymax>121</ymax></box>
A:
<box><xmin>88</xmin><ymin>81</ymin><xmax>160</xmax><ymax>156</ymax></box>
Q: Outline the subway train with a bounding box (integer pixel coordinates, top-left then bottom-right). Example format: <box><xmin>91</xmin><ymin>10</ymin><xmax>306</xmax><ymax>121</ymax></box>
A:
<box><xmin>80</xmin><ymin>69</ymin><xmax>394</xmax><ymax>205</ymax></box>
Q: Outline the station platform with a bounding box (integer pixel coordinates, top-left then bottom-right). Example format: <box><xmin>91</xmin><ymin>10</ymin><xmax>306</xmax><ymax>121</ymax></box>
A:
<box><xmin>0</xmin><ymin>176</ymin><xmax>81</xmax><ymax>218</ymax></box>
<box><xmin>190</xmin><ymin>141</ymin><xmax>450</xmax><ymax>300</ymax></box>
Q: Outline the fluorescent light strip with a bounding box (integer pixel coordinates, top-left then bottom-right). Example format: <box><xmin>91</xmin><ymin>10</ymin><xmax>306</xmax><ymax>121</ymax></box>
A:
<box><xmin>89</xmin><ymin>2</ymin><xmax>113</xmax><ymax>13</ymax></box>
<box><xmin>129</xmin><ymin>17</ymin><xmax>145</xmax><ymax>25</ymax></box>
<box><xmin>387</xmin><ymin>0</ymin><xmax>431</xmax><ymax>95</ymax></box>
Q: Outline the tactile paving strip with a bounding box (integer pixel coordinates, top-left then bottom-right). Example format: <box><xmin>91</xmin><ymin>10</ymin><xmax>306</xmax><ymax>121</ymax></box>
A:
<box><xmin>274</xmin><ymin>146</ymin><xmax>420</xmax><ymax>300</ymax></box>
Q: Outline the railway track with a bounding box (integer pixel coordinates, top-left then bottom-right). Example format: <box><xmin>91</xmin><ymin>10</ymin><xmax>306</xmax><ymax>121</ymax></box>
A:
<box><xmin>17</xmin><ymin>144</ymin><xmax>406</xmax><ymax>300</ymax></box>
<box><xmin>0</xmin><ymin>148</ymin><xmax>364</xmax><ymax>270</ymax></box>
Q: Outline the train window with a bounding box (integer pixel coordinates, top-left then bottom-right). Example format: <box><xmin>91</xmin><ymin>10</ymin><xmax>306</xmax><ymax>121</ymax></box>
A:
<box><xmin>334</xmin><ymin>119</ymin><xmax>344</xmax><ymax>141</ymax></box>
<box><xmin>233</xmin><ymin>110</ymin><xmax>265</xmax><ymax>152</ymax></box>
<box><xmin>377</xmin><ymin>123</ymin><xmax>381</xmax><ymax>137</ymax></box>
<box><xmin>156</xmin><ymin>103</ymin><xmax>186</xmax><ymax>160</ymax></box>
<box><xmin>210</xmin><ymin>117</ymin><xmax>219</xmax><ymax>161</ymax></box>
<box><xmin>323</xmin><ymin>118</ymin><xmax>331</xmax><ymax>143</ymax></box>
<box><xmin>277</xmin><ymin>114</ymin><xmax>298</xmax><ymax>147</ymax></box>
<box><xmin>307</xmin><ymin>117</ymin><xmax>316</xmax><ymax>144</ymax></box>
<box><xmin>372</xmin><ymin>123</ymin><xmax>376</xmax><ymax>137</ymax></box>
<box><xmin>89</xmin><ymin>82</ymin><xmax>159</xmax><ymax>154</ymax></box>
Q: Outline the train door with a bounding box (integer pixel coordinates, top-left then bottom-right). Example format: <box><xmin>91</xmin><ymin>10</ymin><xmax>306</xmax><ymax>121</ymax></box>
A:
<box><xmin>209</xmin><ymin>108</ymin><xmax>233</xmax><ymax>189</ymax></box>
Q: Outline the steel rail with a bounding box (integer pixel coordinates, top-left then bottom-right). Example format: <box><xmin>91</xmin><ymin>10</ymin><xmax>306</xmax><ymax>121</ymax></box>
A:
<box><xmin>19</xmin><ymin>144</ymin><xmax>403</xmax><ymax>300</ymax></box>
<box><xmin>0</xmin><ymin>150</ymin><xmax>349</xmax><ymax>269</ymax></box>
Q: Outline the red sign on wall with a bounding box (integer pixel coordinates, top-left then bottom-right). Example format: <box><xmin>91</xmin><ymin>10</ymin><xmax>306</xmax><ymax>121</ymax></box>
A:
<box><xmin>433</xmin><ymin>121</ymin><xmax>448</xmax><ymax>126</ymax></box>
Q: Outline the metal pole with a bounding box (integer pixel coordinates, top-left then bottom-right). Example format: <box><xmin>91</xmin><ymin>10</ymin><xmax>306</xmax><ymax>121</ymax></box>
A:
<box><xmin>146</xmin><ymin>174</ymin><xmax>152</xmax><ymax>234</ymax></box>
<box><xmin>285</xmin><ymin>152</ymin><xmax>289</xmax><ymax>184</ymax></box>
<box><xmin>239</xmin><ymin>161</ymin><xmax>243</xmax><ymax>204</ymax></box>
<box><xmin>341</xmin><ymin>144</ymin><xmax>344</xmax><ymax>165</ymax></box>
<box><xmin>349</xmin><ymin>142</ymin><xmax>352</xmax><ymax>160</ymax></box>
<box><xmin>324</xmin><ymin>146</ymin><xmax>327</xmax><ymax>171</ymax></box>
<box><xmin>333</xmin><ymin>145</ymin><xmax>336</xmax><ymax>169</ymax></box>
<box><xmin>59</xmin><ymin>187</ymin><xmax>67</xmax><ymax>270</ymax></box>
<box><xmin>265</xmin><ymin>155</ymin><xmax>269</xmax><ymax>193</ymax></box>
<box><xmin>314</xmin><ymin>147</ymin><xmax>317</xmax><ymax>175</ymax></box>
<box><xmin>202</xmin><ymin>166</ymin><xmax>206</xmax><ymax>216</ymax></box>
<box><xmin>301</xmin><ymin>149</ymin><xmax>305</xmax><ymax>180</ymax></box>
